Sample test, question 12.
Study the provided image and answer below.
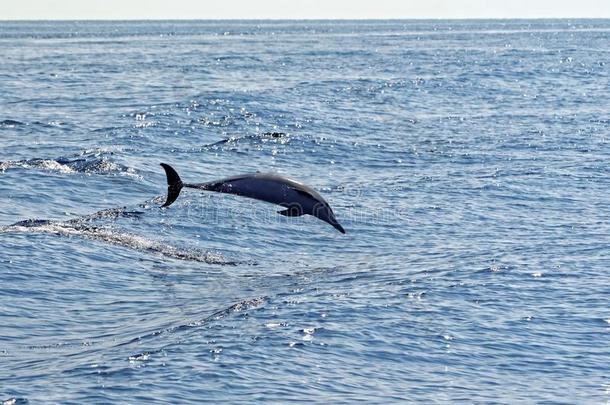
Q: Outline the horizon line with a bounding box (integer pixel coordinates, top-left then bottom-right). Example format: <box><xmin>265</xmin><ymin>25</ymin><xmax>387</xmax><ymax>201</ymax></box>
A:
<box><xmin>2</xmin><ymin>17</ymin><xmax>609</xmax><ymax>21</ymax></box>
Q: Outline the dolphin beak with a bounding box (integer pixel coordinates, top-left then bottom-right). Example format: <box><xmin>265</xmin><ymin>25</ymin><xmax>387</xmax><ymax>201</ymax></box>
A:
<box><xmin>332</xmin><ymin>221</ymin><xmax>346</xmax><ymax>234</ymax></box>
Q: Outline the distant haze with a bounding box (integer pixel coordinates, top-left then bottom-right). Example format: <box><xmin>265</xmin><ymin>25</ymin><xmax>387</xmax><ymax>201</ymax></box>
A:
<box><xmin>2</xmin><ymin>0</ymin><xmax>609</xmax><ymax>20</ymax></box>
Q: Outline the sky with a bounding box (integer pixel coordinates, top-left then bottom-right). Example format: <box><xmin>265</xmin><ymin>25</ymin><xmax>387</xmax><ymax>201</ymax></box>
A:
<box><xmin>1</xmin><ymin>0</ymin><xmax>609</xmax><ymax>20</ymax></box>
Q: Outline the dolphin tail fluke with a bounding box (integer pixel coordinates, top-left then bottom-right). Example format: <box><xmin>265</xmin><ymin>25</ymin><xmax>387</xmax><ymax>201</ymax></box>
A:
<box><xmin>160</xmin><ymin>163</ymin><xmax>184</xmax><ymax>207</ymax></box>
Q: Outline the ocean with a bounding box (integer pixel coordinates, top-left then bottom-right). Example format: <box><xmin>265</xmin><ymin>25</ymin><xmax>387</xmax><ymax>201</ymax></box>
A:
<box><xmin>1</xmin><ymin>19</ymin><xmax>609</xmax><ymax>403</ymax></box>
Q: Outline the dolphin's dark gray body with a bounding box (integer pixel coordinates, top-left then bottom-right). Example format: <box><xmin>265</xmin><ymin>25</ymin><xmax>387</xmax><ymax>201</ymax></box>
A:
<box><xmin>160</xmin><ymin>163</ymin><xmax>345</xmax><ymax>234</ymax></box>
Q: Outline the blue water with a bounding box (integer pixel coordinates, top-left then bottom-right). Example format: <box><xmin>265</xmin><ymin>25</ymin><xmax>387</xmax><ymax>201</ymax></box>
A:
<box><xmin>1</xmin><ymin>19</ymin><xmax>610</xmax><ymax>403</ymax></box>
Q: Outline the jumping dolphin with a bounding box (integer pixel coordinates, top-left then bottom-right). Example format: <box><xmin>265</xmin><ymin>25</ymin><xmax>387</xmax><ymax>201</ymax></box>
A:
<box><xmin>159</xmin><ymin>163</ymin><xmax>346</xmax><ymax>234</ymax></box>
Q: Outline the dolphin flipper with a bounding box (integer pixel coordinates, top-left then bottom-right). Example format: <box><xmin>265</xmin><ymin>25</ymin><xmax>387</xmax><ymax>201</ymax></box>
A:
<box><xmin>160</xmin><ymin>163</ymin><xmax>184</xmax><ymax>207</ymax></box>
<box><xmin>277</xmin><ymin>204</ymin><xmax>304</xmax><ymax>217</ymax></box>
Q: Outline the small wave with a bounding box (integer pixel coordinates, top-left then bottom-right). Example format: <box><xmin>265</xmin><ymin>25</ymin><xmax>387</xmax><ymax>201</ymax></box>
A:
<box><xmin>66</xmin><ymin>207</ymin><xmax>144</xmax><ymax>224</ymax></box>
<box><xmin>2</xmin><ymin>222</ymin><xmax>235</xmax><ymax>265</ymax></box>
<box><xmin>191</xmin><ymin>104</ymin><xmax>257</xmax><ymax>128</ymax></box>
<box><xmin>175</xmin><ymin>132</ymin><xmax>292</xmax><ymax>153</ymax></box>
<box><xmin>21</xmin><ymin>296</ymin><xmax>266</xmax><ymax>361</ymax></box>
<box><xmin>122</xmin><ymin>296</ymin><xmax>267</xmax><ymax>350</ymax></box>
<box><xmin>0</xmin><ymin>119</ymin><xmax>26</xmax><ymax>127</ymax></box>
<box><xmin>2</xmin><ymin>207</ymin><xmax>239</xmax><ymax>265</ymax></box>
<box><xmin>210</xmin><ymin>131</ymin><xmax>290</xmax><ymax>146</ymax></box>
<box><xmin>0</xmin><ymin>151</ymin><xmax>138</xmax><ymax>177</ymax></box>
<box><xmin>58</xmin><ymin>157</ymin><xmax>135</xmax><ymax>175</ymax></box>
<box><xmin>0</xmin><ymin>158</ymin><xmax>76</xmax><ymax>174</ymax></box>
<box><xmin>116</xmin><ymin>296</ymin><xmax>267</xmax><ymax>367</ymax></box>
<box><xmin>0</xmin><ymin>119</ymin><xmax>70</xmax><ymax>130</ymax></box>
<box><xmin>2</xmin><ymin>398</ymin><xmax>28</xmax><ymax>405</ymax></box>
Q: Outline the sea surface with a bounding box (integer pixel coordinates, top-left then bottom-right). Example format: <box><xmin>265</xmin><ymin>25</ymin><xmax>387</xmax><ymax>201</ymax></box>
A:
<box><xmin>1</xmin><ymin>19</ymin><xmax>610</xmax><ymax>403</ymax></box>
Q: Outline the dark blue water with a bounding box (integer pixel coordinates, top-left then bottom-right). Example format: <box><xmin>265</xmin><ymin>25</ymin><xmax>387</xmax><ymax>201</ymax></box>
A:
<box><xmin>1</xmin><ymin>20</ymin><xmax>610</xmax><ymax>403</ymax></box>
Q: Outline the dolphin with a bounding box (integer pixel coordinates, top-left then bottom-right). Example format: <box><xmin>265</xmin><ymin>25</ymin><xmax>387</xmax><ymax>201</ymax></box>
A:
<box><xmin>159</xmin><ymin>163</ymin><xmax>346</xmax><ymax>234</ymax></box>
